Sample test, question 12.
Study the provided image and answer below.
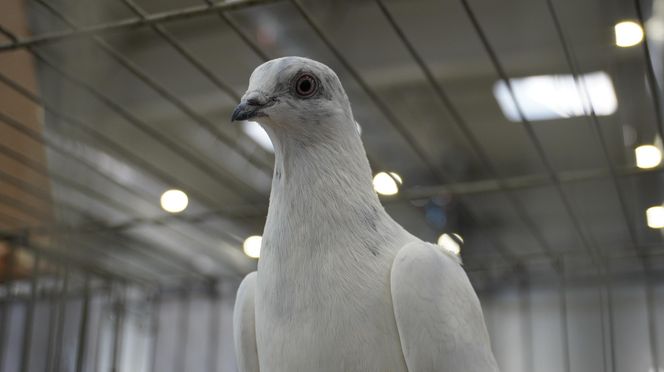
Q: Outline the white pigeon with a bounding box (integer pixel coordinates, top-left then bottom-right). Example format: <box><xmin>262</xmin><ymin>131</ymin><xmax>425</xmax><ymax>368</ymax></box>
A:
<box><xmin>231</xmin><ymin>56</ymin><xmax>499</xmax><ymax>372</ymax></box>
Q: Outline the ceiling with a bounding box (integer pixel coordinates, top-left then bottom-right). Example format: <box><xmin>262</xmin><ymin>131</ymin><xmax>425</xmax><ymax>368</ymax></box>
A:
<box><xmin>0</xmin><ymin>0</ymin><xmax>663</xmax><ymax>289</ymax></box>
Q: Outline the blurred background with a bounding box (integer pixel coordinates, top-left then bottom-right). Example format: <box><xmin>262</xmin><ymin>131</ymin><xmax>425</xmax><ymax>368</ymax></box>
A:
<box><xmin>0</xmin><ymin>0</ymin><xmax>663</xmax><ymax>371</ymax></box>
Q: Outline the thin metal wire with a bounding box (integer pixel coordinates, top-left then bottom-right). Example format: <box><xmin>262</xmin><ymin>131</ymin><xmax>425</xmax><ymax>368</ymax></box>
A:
<box><xmin>0</xmin><ymin>114</ymin><xmax>219</xmax><ymax>279</ymax></box>
<box><xmin>289</xmin><ymin>0</ymin><xmax>521</xmax><ymax>266</ymax></box>
<box><xmin>0</xmin><ymin>25</ymin><xmax>18</xmax><ymax>43</ymax></box>
<box><xmin>0</xmin><ymin>0</ymin><xmax>284</xmax><ymax>52</ymax></box>
<box><xmin>545</xmin><ymin>0</ymin><xmax>640</xmax><ymax>254</ymax></box>
<box><xmin>203</xmin><ymin>0</ymin><xmax>270</xmax><ymax>61</ymax></box>
<box><xmin>375</xmin><ymin>0</ymin><xmax>558</xmax><ymax>269</ymax></box>
<box><xmin>0</xmin><ymin>172</ymin><xmax>176</xmax><ymax>282</ymax></box>
<box><xmin>0</xmin><ymin>111</ymin><xmax>229</xmax><ymax>278</ymax></box>
<box><xmin>31</xmin><ymin>0</ymin><xmax>274</xmax><ymax>177</ymax></box>
<box><xmin>458</xmin><ymin>0</ymin><xmax>599</xmax><ymax>264</ymax></box>
<box><xmin>634</xmin><ymin>0</ymin><xmax>664</xmax><ymax>141</ymax></box>
<box><xmin>0</xmin><ymin>71</ymin><xmax>253</xmax><ymax>228</ymax></box>
<box><xmin>289</xmin><ymin>0</ymin><xmax>443</xmax><ymax>180</ymax></box>
<box><xmin>29</xmin><ymin>48</ymin><xmax>264</xmax><ymax>203</ymax></box>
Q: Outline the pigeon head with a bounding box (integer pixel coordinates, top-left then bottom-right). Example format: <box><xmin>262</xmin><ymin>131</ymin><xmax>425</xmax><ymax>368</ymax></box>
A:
<box><xmin>231</xmin><ymin>57</ymin><xmax>356</xmax><ymax>142</ymax></box>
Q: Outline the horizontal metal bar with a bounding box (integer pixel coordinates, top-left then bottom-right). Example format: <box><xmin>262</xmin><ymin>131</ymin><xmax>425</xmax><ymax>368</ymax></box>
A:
<box><xmin>0</xmin><ymin>0</ymin><xmax>284</xmax><ymax>52</ymax></box>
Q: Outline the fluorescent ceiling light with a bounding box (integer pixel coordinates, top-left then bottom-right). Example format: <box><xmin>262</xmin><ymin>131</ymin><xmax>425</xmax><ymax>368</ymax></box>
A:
<box><xmin>615</xmin><ymin>21</ymin><xmax>644</xmax><ymax>47</ymax></box>
<box><xmin>493</xmin><ymin>71</ymin><xmax>617</xmax><ymax>122</ymax></box>
<box><xmin>241</xmin><ymin>121</ymin><xmax>274</xmax><ymax>153</ymax></box>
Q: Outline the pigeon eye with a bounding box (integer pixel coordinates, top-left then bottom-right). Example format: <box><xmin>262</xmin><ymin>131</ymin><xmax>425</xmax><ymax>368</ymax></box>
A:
<box><xmin>294</xmin><ymin>74</ymin><xmax>318</xmax><ymax>98</ymax></box>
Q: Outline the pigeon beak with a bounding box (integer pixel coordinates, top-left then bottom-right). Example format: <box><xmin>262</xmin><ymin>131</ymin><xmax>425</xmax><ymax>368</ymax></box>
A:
<box><xmin>231</xmin><ymin>101</ymin><xmax>258</xmax><ymax>122</ymax></box>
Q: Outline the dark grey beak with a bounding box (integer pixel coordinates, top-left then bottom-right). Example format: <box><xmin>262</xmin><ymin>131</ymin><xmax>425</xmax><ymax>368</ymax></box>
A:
<box><xmin>231</xmin><ymin>101</ymin><xmax>258</xmax><ymax>122</ymax></box>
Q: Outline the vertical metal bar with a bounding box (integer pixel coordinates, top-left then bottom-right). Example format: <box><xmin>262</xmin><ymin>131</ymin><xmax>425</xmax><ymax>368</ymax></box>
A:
<box><xmin>53</xmin><ymin>267</ymin><xmax>71</xmax><ymax>371</ymax></box>
<box><xmin>606</xmin><ymin>281</ymin><xmax>617</xmax><ymax>372</ymax></box>
<box><xmin>111</xmin><ymin>283</ymin><xmax>126</xmax><ymax>372</ymax></box>
<box><xmin>174</xmin><ymin>288</ymin><xmax>191</xmax><ymax>372</ymax></box>
<box><xmin>92</xmin><ymin>283</ymin><xmax>111</xmax><ymax>372</ymax></box>
<box><xmin>206</xmin><ymin>281</ymin><xmax>220</xmax><ymax>372</ymax></box>
<box><xmin>148</xmin><ymin>291</ymin><xmax>162</xmax><ymax>372</ymax></box>
<box><xmin>75</xmin><ymin>274</ymin><xmax>92</xmax><ymax>372</ymax></box>
<box><xmin>44</xmin><ymin>266</ymin><xmax>62</xmax><ymax>372</ymax></box>
<box><xmin>0</xmin><ymin>244</ymin><xmax>15</xmax><ymax>370</ymax></box>
<box><xmin>646</xmin><ymin>279</ymin><xmax>660</xmax><ymax>372</ymax></box>
<box><xmin>518</xmin><ymin>277</ymin><xmax>534</xmax><ymax>372</ymax></box>
<box><xmin>19</xmin><ymin>250</ymin><xmax>41</xmax><ymax>372</ymax></box>
<box><xmin>558</xmin><ymin>260</ymin><xmax>571</xmax><ymax>372</ymax></box>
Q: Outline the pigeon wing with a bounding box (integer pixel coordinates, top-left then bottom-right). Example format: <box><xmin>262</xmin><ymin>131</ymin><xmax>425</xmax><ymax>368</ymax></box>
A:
<box><xmin>390</xmin><ymin>242</ymin><xmax>499</xmax><ymax>371</ymax></box>
<box><xmin>233</xmin><ymin>272</ymin><xmax>260</xmax><ymax>372</ymax></box>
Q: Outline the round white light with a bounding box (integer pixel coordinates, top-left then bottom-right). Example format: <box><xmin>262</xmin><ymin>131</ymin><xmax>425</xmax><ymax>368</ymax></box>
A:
<box><xmin>373</xmin><ymin>172</ymin><xmax>402</xmax><ymax>196</ymax></box>
<box><xmin>635</xmin><ymin>145</ymin><xmax>662</xmax><ymax>169</ymax></box>
<box><xmin>615</xmin><ymin>21</ymin><xmax>644</xmax><ymax>47</ymax></box>
<box><xmin>646</xmin><ymin>206</ymin><xmax>664</xmax><ymax>229</ymax></box>
<box><xmin>160</xmin><ymin>189</ymin><xmax>188</xmax><ymax>213</ymax></box>
<box><xmin>243</xmin><ymin>235</ymin><xmax>262</xmax><ymax>258</ymax></box>
<box><xmin>437</xmin><ymin>233</ymin><xmax>461</xmax><ymax>255</ymax></box>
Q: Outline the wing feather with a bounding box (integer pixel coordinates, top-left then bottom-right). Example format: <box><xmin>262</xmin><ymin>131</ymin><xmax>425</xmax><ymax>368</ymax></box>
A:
<box><xmin>390</xmin><ymin>242</ymin><xmax>499</xmax><ymax>372</ymax></box>
<box><xmin>233</xmin><ymin>272</ymin><xmax>260</xmax><ymax>372</ymax></box>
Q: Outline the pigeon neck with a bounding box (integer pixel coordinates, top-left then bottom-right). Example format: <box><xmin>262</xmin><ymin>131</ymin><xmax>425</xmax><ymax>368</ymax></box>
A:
<box><xmin>270</xmin><ymin>127</ymin><xmax>380</xmax><ymax>207</ymax></box>
<box><xmin>263</xmin><ymin>124</ymin><xmax>388</xmax><ymax>250</ymax></box>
